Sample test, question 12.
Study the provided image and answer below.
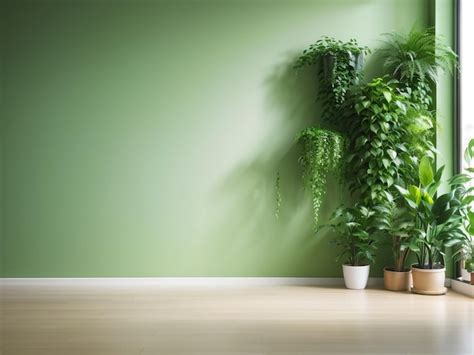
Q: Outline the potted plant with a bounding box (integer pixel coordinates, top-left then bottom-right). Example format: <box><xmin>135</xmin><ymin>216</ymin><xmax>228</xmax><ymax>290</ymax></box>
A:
<box><xmin>376</xmin><ymin>26</ymin><xmax>456</xmax><ymax>162</ymax></box>
<box><xmin>369</xmin><ymin>28</ymin><xmax>458</xmax><ymax>292</ymax></box>
<box><xmin>342</xmin><ymin>77</ymin><xmax>423</xmax><ymax>291</ymax></box>
<box><xmin>324</xmin><ymin>204</ymin><xmax>377</xmax><ymax>289</ymax></box>
<box><xmin>295</xmin><ymin>37</ymin><xmax>370</xmax><ymax>122</ymax></box>
<box><xmin>375</xmin><ymin>197</ymin><xmax>416</xmax><ymax>291</ymax></box>
<box><xmin>396</xmin><ymin>157</ymin><xmax>467</xmax><ymax>295</ymax></box>
<box><xmin>379</xmin><ymin>27</ymin><xmax>457</xmax><ymax>87</ymax></box>
<box><xmin>452</xmin><ymin>139</ymin><xmax>474</xmax><ymax>284</ymax></box>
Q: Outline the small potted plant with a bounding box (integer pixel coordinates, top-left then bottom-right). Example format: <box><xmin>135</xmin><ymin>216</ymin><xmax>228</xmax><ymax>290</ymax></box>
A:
<box><xmin>396</xmin><ymin>157</ymin><xmax>467</xmax><ymax>295</ymax></box>
<box><xmin>324</xmin><ymin>204</ymin><xmax>377</xmax><ymax>289</ymax></box>
<box><xmin>375</xmin><ymin>197</ymin><xmax>415</xmax><ymax>291</ymax></box>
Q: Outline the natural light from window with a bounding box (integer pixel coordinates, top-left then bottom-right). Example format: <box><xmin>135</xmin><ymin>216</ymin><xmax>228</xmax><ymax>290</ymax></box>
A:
<box><xmin>460</xmin><ymin>0</ymin><xmax>474</xmax><ymax>167</ymax></box>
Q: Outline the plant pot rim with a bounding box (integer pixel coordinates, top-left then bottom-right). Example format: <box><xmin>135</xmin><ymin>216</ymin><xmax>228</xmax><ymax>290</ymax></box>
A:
<box><xmin>411</xmin><ymin>264</ymin><xmax>446</xmax><ymax>272</ymax></box>
<box><xmin>384</xmin><ymin>267</ymin><xmax>411</xmax><ymax>273</ymax></box>
<box><xmin>343</xmin><ymin>263</ymin><xmax>370</xmax><ymax>268</ymax></box>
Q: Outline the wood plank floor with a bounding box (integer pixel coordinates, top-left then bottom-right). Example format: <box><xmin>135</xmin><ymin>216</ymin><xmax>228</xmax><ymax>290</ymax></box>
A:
<box><xmin>1</xmin><ymin>282</ymin><xmax>473</xmax><ymax>354</ymax></box>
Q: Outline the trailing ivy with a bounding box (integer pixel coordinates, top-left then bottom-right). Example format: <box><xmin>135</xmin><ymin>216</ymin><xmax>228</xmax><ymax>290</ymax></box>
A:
<box><xmin>275</xmin><ymin>172</ymin><xmax>282</xmax><ymax>219</ymax></box>
<box><xmin>296</xmin><ymin>128</ymin><xmax>345</xmax><ymax>227</ymax></box>
<box><xmin>295</xmin><ymin>37</ymin><xmax>370</xmax><ymax>123</ymax></box>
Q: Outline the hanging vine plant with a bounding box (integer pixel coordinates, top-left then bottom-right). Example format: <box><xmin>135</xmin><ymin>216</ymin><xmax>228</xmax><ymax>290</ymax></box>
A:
<box><xmin>296</xmin><ymin>128</ymin><xmax>345</xmax><ymax>227</ymax></box>
<box><xmin>295</xmin><ymin>37</ymin><xmax>370</xmax><ymax>122</ymax></box>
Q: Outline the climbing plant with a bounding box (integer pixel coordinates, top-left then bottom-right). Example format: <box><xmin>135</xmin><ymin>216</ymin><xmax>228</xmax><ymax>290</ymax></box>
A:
<box><xmin>345</xmin><ymin>77</ymin><xmax>421</xmax><ymax>204</ymax></box>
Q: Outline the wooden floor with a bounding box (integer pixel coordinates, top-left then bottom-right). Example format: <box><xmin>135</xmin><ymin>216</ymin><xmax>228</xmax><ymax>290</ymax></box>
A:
<box><xmin>0</xmin><ymin>282</ymin><xmax>473</xmax><ymax>355</ymax></box>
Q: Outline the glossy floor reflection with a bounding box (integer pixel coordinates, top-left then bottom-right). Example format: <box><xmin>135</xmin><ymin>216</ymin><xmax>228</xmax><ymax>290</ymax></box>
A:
<box><xmin>1</xmin><ymin>282</ymin><xmax>473</xmax><ymax>354</ymax></box>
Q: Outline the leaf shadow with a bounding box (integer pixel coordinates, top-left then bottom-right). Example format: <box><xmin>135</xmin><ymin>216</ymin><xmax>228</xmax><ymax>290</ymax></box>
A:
<box><xmin>196</xmin><ymin>51</ymin><xmax>344</xmax><ymax>276</ymax></box>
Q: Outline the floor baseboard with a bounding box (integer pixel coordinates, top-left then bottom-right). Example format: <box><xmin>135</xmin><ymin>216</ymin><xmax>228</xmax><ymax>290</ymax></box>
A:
<box><xmin>0</xmin><ymin>277</ymin><xmax>384</xmax><ymax>287</ymax></box>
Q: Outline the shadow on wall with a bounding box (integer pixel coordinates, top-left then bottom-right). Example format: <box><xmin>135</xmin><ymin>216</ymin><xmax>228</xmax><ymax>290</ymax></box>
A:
<box><xmin>198</xmin><ymin>52</ymin><xmax>346</xmax><ymax>276</ymax></box>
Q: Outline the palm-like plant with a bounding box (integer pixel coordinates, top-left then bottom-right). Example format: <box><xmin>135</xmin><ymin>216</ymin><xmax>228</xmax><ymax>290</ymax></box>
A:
<box><xmin>379</xmin><ymin>27</ymin><xmax>457</xmax><ymax>85</ymax></box>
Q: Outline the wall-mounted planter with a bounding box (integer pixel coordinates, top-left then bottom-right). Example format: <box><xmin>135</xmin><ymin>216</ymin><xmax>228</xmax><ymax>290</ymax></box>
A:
<box><xmin>383</xmin><ymin>267</ymin><xmax>411</xmax><ymax>292</ymax></box>
<box><xmin>322</xmin><ymin>53</ymin><xmax>336</xmax><ymax>80</ymax></box>
<box><xmin>411</xmin><ymin>265</ymin><xmax>447</xmax><ymax>295</ymax></box>
<box><xmin>342</xmin><ymin>264</ymin><xmax>370</xmax><ymax>290</ymax></box>
<box><xmin>322</xmin><ymin>52</ymin><xmax>364</xmax><ymax>82</ymax></box>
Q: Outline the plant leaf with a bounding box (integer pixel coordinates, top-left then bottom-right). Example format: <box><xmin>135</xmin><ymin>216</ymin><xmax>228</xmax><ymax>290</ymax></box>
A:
<box><xmin>419</xmin><ymin>156</ymin><xmax>434</xmax><ymax>187</ymax></box>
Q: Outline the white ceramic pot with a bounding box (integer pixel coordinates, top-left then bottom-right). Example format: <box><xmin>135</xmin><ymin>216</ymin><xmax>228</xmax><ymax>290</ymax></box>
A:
<box><xmin>342</xmin><ymin>264</ymin><xmax>370</xmax><ymax>290</ymax></box>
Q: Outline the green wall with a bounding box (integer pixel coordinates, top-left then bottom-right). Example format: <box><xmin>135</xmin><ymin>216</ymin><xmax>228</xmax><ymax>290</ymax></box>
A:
<box><xmin>1</xmin><ymin>0</ymin><xmax>436</xmax><ymax>277</ymax></box>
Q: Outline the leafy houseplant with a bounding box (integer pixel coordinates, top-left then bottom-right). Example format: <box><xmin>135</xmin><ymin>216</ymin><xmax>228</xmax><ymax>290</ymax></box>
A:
<box><xmin>296</xmin><ymin>128</ymin><xmax>345</xmax><ymax>227</ymax></box>
<box><xmin>345</xmin><ymin>77</ymin><xmax>423</xmax><ymax>204</ymax></box>
<box><xmin>452</xmin><ymin>139</ymin><xmax>474</xmax><ymax>284</ymax></box>
<box><xmin>342</xmin><ymin>76</ymin><xmax>435</xmax><ymax>290</ymax></box>
<box><xmin>378</xmin><ymin>27</ymin><xmax>456</xmax><ymax>155</ymax></box>
<box><xmin>379</xmin><ymin>27</ymin><xmax>457</xmax><ymax>86</ymax></box>
<box><xmin>396</xmin><ymin>157</ymin><xmax>467</xmax><ymax>294</ymax></box>
<box><xmin>458</xmin><ymin>241</ymin><xmax>474</xmax><ymax>285</ymax></box>
<box><xmin>324</xmin><ymin>204</ymin><xmax>377</xmax><ymax>289</ymax></box>
<box><xmin>362</xmin><ymin>27</ymin><xmax>457</xmax><ymax>291</ymax></box>
<box><xmin>374</xmin><ymin>194</ymin><xmax>416</xmax><ymax>291</ymax></box>
<box><xmin>295</xmin><ymin>37</ymin><xmax>370</xmax><ymax>122</ymax></box>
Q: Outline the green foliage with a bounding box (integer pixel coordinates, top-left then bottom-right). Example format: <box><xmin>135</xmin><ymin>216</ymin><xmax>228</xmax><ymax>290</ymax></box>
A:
<box><xmin>373</xmin><ymin>192</ymin><xmax>416</xmax><ymax>272</ymax></box>
<box><xmin>462</xmin><ymin>242</ymin><xmax>474</xmax><ymax>272</ymax></box>
<box><xmin>451</xmin><ymin>139</ymin><xmax>474</xmax><ymax>270</ymax></box>
<box><xmin>324</xmin><ymin>204</ymin><xmax>377</xmax><ymax>266</ymax></box>
<box><xmin>395</xmin><ymin>158</ymin><xmax>467</xmax><ymax>269</ymax></box>
<box><xmin>419</xmin><ymin>156</ymin><xmax>434</xmax><ymax>187</ymax></box>
<box><xmin>377</xmin><ymin>28</ymin><xmax>456</xmax><ymax>163</ymax></box>
<box><xmin>379</xmin><ymin>27</ymin><xmax>457</xmax><ymax>85</ymax></box>
<box><xmin>296</xmin><ymin>128</ymin><xmax>345</xmax><ymax>227</ymax></box>
<box><xmin>464</xmin><ymin>138</ymin><xmax>474</xmax><ymax>166</ymax></box>
<box><xmin>345</xmin><ymin>77</ymin><xmax>426</xmax><ymax>204</ymax></box>
<box><xmin>295</xmin><ymin>37</ymin><xmax>370</xmax><ymax>121</ymax></box>
<box><xmin>362</xmin><ymin>27</ymin><xmax>458</xmax><ymax>271</ymax></box>
<box><xmin>275</xmin><ymin>172</ymin><xmax>282</xmax><ymax>219</ymax></box>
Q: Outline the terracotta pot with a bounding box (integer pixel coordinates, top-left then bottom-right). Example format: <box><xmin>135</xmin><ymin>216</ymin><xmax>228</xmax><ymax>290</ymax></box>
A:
<box><xmin>411</xmin><ymin>265</ymin><xmax>447</xmax><ymax>295</ymax></box>
<box><xmin>383</xmin><ymin>267</ymin><xmax>411</xmax><ymax>291</ymax></box>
